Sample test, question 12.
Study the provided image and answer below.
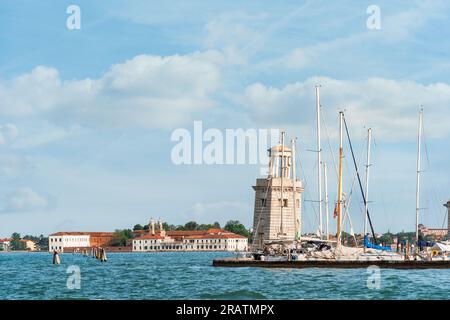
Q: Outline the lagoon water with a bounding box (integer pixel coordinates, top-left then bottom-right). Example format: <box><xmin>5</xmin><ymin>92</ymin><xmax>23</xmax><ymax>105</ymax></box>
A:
<box><xmin>1</xmin><ymin>252</ymin><xmax>449</xmax><ymax>300</ymax></box>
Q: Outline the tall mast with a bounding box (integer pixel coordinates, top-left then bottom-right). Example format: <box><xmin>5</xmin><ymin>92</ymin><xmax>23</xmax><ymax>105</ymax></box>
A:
<box><xmin>323</xmin><ymin>162</ymin><xmax>329</xmax><ymax>240</ymax></box>
<box><xmin>316</xmin><ymin>85</ymin><xmax>323</xmax><ymax>238</ymax></box>
<box><xmin>291</xmin><ymin>138</ymin><xmax>299</xmax><ymax>240</ymax></box>
<box><xmin>415</xmin><ymin>109</ymin><xmax>423</xmax><ymax>244</ymax></box>
<box><xmin>364</xmin><ymin>128</ymin><xmax>372</xmax><ymax>237</ymax></box>
<box><xmin>337</xmin><ymin>111</ymin><xmax>344</xmax><ymax>246</ymax></box>
<box><xmin>280</xmin><ymin>131</ymin><xmax>285</xmax><ymax>235</ymax></box>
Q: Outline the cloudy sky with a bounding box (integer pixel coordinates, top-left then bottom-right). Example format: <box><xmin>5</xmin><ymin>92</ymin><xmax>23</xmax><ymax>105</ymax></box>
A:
<box><xmin>0</xmin><ymin>0</ymin><xmax>449</xmax><ymax>237</ymax></box>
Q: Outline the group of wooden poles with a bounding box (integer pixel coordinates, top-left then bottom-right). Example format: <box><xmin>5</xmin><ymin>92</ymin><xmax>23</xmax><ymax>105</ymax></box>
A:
<box><xmin>52</xmin><ymin>247</ymin><xmax>107</xmax><ymax>264</ymax></box>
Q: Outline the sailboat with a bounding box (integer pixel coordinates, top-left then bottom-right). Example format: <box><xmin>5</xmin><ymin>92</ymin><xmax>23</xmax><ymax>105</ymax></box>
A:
<box><xmin>215</xmin><ymin>88</ymin><xmax>450</xmax><ymax>267</ymax></box>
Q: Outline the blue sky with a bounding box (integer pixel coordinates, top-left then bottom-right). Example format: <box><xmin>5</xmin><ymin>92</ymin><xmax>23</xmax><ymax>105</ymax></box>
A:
<box><xmin>0</xmin><ymin>0</ymin><xmax>449</xmax><ymax>237</ymax></box>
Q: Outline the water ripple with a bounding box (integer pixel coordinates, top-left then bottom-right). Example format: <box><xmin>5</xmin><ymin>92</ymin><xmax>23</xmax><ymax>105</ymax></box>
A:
<box><xmin>1</xmin><ymin>252</ymin><xmax>449</xmax><ymax>300</ymax></box>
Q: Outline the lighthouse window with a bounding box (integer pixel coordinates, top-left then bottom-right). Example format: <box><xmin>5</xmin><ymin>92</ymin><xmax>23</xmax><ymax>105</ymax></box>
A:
<box><xmin>261</xmin><ymin>199</ymin><xmax>266</xmax><ymax>207</ymax></box>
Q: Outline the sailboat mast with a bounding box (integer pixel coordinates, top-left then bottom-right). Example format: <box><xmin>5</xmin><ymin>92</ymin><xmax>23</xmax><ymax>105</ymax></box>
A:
<box><xmin>364</xmin><ymin>128</ymin><xmax>372</xmax><ymax>237</ymax></box>
<box><xmin>415</xmin><ymin>109</ymin><xmax>423</xmax><ymax>244</ymax></box>
<box><xmin>280</xmin><ymin>131</ymin><xmax>285</xmax><ymax>235</ymax></box>
<box><xmin>323</xmin><ymin>162</ymin><xmax>329</xmax><ymax>240</ymax></box>
<box><xmin>291</xmin><ymin>138</ymin><xmax>300</xmax><ymax>240</ymax></box>
<box><xmin>337</xmin><ymin>111</ymin><xmax>344</xmax><ymax>245</ymax></box>
<box><xmin>316</xmin><ymin>85</ymin><xmax>323</xmax><ymax>238</ymax></box>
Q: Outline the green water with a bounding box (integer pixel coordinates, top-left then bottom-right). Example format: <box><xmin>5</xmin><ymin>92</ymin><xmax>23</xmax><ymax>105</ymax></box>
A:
<box><xmin>1</xmin><ymin>252</ymin><xmax>449</xmax><ymax>300</ymax></box>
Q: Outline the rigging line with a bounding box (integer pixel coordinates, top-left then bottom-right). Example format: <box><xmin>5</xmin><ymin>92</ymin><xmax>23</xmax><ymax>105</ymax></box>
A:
<box><xmin>343</xmin><ymin>140</ymin><xmax>368</xmax><ymax>234</ymax></box>
<box><xmin>299</xmin><ymin>156</ymin><xmax>319</xmax><ymax>224</ymax></box>
<box><xmin>322</xmin><ymin>111</ymin><xmax>339</xmax><ymax>179</ymax></box>
<box><xmin>342</xmin><ymin>138</ymin><xmax>367</xmax><ymax>235</ymax></box>
<box><xmin>252</xmin><ymin>176</ymin><xmax>272</xmax><ymax>243</ymax></box>
<box><xmin>422</xmin><ymin>122</ymin><xmax>431</xmax><ymax>169</ymax></box>
<box><xmin>442</xmin><ymin>206</ymin><xmax>448</xmax><ymax>230</ymax></box>
<box><xmin>343</xmin><ymin>114</ymin><xmax>378</xmax><ymax>244</ymax></box>
<box><xmin>297</xmin><ymin>146</ymin><xmax>315</xmax><ymax>231</ymax></box>
<box><xmin>421</xmin><ymin>127</ymin><xmax>443</xmax><ymax>226</ymax></box>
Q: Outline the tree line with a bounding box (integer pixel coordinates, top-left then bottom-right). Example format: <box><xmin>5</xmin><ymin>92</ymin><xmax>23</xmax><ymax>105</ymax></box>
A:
<box><xmin>111</xmin><ymin>220</ymin><xmax>251</xmax><ymax>247</ymax></box>
<box><xmin>0</xmin><ymin>233</ymin><xmax>48</xmax><ymax>251</ymax></box>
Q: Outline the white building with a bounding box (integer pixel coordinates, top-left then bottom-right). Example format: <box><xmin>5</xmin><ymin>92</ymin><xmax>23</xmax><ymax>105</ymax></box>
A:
<box><xmin>49</xmin><ymin>233</ymin><xmax>90</xmax><ymax>252</ymax></box>
<box><xmin>0</xmin><ymin>239</ymin><xmax>10</xmax><ymax>251</ymax></box>
<box><xmin>132</xmin><ymin>228</ymin><xmax>248</xmax><ymax>252</ymax></box>
<box><xmin>21</xmin><ymin>240</ymin><xmax>37</xmax><ymax>251</ymax></box>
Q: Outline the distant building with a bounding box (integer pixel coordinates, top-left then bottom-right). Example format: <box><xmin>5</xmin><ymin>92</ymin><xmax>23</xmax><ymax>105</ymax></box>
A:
<box><xmin>132</xmin><ymin>220</ymin><xmax>248</xmax><ymax>252</ymax></box>
<box><xmin>20</xmin><ymin>239</ymin><xmax>37</xmax><ymax>251</ymax></box>
<box><xmin>419</xmin><ymin>224</ymin><xmax>447</xmax><ymax>240</ymax></box>
<box><xmin>0</xmin><ymin>238</ymin><xmax>10</xmax><ymax>251</ymax></box>
<box><xmin>48</xmin><ymin>232</ymin><xmax>115</xmax><ymax>252</ymax></box>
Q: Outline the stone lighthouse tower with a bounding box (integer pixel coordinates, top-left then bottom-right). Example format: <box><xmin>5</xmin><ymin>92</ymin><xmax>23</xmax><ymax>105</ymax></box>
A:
<box><xmin>252</xmin><ymin>133</ymin><xmax>304</xmax><ymax>251</ymax></box>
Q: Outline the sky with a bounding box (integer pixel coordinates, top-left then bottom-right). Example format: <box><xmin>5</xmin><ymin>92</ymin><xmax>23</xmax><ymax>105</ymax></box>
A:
<box><xmin>0</xmin><ymin>0</ymin><xmax>449</xmax><ymax>237</ymax></box>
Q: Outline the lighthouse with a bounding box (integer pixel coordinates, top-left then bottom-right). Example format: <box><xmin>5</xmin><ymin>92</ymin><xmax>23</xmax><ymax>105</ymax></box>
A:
<box><xmin>251</xmin><ymin>133</ymin><xmax>304</xmax><ymax>251</ymax></box>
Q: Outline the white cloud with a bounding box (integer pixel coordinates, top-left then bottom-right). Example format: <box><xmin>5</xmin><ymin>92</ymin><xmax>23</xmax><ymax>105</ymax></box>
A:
<box><xmin>240</xmin><ymin>76</ymin><xmax>450</xmax><ymax>140</ymax></box>
<box><xmin>0</xmin><ymin>52</ymin><xmax>222</xmax><ymax>129</ymax></box>
<box><xmin>3</xmin><ymin>187</ymin><xmax>49</xmax><ymax>212</ymax></box>
<box><xmin>279</xmin><ymin>1</ymin><xmax>449</xmax><ymax>71</ymax></box>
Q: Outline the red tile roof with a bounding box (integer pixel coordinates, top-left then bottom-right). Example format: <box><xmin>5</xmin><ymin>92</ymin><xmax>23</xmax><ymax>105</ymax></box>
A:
<box><xmin>134</xmin><ymin>229</ymin><xmax>247</xmax><ymax>240</ymax></box>
<box><xmin>183</xmin><ymin>234</ymin><xmax>247</xmax><ymax>239</ymax></box>
<box><xmin>133</xmin><ymin>234</ymin><xmax>164</xmax><ymax>240</ymax></box>
<box><xmin>50</xmin><ymin>232</ymin><xmax>115</xmax><ymax>237</ymax></box>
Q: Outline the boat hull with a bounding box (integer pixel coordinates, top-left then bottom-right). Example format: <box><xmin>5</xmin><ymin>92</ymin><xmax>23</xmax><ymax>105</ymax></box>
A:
<box><xmin>212</xmin><ymin>258</ymin><xmax>450</xmax><ymax>269</ymax></box>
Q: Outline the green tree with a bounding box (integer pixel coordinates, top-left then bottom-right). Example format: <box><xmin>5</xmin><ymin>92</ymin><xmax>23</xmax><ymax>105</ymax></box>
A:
<box><xmin>111</xmin><ymin>229</ymin><xmax>133</xmax><ymax>246</ymax></box>
<box><xmin>133</xmin><ymin>224</ymin><xmax>144</xmax><ymax>231</ymax></box>
<box><xmin>184</xmin><ymin>221</ymin><xmax>198</xmax><ymax>231</ymax></box>
<box><xmin>162</xmin><ymin>223</ymin><xmax>177</xmax><ymax>231</ymax></box>
<box><xmin>224</xmin><ymin>220</ymin><xmax>250</xmax><ymax>238</ymax></box>
<box><xmin>23</xmin><ymin>234</ymin><xmax>48</xmax><ymax>251</ymax></box>
<box><xmin>198</xmin><ymin>224</ymin><xmax>214</xmax><ymax>230</ymax></box>
<box><xmin>10</xmin><ymin>233</ymin><xmax>26</xmax><ymax>251</ymax></box>
<box><xmin>379</xmin><ymin>232</ymin><xmax>394</xmax><ymax>245</ymax></box>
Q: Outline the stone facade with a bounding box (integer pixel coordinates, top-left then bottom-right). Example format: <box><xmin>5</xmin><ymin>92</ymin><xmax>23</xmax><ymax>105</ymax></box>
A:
<box><xmin>252</xmin><ymin>144</ymin><xmax>304</xmax><ymax>250</ymax></box>
<box><xmin>48</xmin><ymin>232</ymin><xmax>114</xmax><ymax>252</ymax></box>
<box><xmin>132</xmin><ymin>228</ymin><xmax>248</xmax><ymax>252</ymax></box>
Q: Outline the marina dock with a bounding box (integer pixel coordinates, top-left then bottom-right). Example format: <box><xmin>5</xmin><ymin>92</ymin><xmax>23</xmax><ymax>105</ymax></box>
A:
<box><xmin>213</xmin><ymin>258</ymin><xmax>450</xmax><ymax>269</ymax></box>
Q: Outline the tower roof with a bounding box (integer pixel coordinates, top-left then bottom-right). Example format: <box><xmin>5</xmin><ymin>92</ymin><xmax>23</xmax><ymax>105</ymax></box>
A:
<box><xmin>269</xmin><ymin>145</ymin><xmax>292</xmax><ymax>152</ymax></box>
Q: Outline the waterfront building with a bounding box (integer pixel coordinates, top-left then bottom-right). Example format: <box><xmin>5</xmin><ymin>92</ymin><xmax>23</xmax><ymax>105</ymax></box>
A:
<box><xmin>0</xmin><ymin>238</ymin><xmax>10</xmax><ymax>251</ymax></box>
<box><xmin>252</xmin><ymin>142</ymin><xmax>304</xmax><ymax>251</ymax></box>
<box><xmin>48</xmin><ymin>232</ymin><xmax>114</xmax><ymax>252</ymax></box>
<box><xmin>132</xmin><ymin>227</ymin><xmax>248</xmax><ymax>252</ymax></box>
<box><xmin>419</xmin><ymin>224</ymin><xmax>448</xmax><ymax>240</ymax></box>
<box><xmin>20</xmin><ymin>239</ymin><xmax>37</xmax><ymax>251</ymax></box>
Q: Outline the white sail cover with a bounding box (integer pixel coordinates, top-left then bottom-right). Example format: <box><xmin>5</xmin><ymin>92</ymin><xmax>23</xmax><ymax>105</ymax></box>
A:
<box><xmin>431</xmin><ymin>243</ymin><xmax>450</xmax><ymax>253</ymax></box>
